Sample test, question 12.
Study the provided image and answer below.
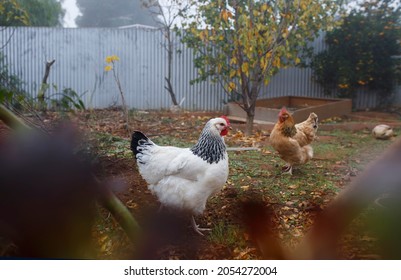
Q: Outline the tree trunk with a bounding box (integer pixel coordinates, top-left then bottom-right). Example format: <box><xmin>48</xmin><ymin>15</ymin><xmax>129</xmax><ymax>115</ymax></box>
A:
<box><xmin>37</xmin><ymin>59</ymin><xmax>56</xmax><ymax>110</ymax></box>
<box><xmin>242</xmin><ymin>84</ymin><xmax>258</xmax><ymax>136</ymax></box>
<box><xmin>244</xmin><ymin>80</ymin><xmax>261</xmax><ymax>136</ymax></box>
<box><xmin>245</xmin><ymin>111</ymin><xmax>255</xmax><ymax>136</ymax></box>
<box><xmin>165</xmin><ymin>28</ymin><xmax>179</xmax><ymax>106</ymax></box>
<box><xmin>165</xmin><ymin>77</ymin><xmax>178</xmax><ymax>106</ymax></box>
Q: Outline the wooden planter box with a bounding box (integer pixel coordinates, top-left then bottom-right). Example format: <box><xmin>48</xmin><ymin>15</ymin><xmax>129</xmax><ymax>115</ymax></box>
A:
<box><xmin>223</xmin><ymin>96</ymin><xmax>352</xmax><ymax>124</ymax></box>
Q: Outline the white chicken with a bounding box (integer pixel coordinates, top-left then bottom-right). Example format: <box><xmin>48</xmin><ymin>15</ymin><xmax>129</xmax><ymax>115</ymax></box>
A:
<box><xmin>130</xmin><ymin>116</ymin><xmax>231</xmax><ymax>235</ymax></box>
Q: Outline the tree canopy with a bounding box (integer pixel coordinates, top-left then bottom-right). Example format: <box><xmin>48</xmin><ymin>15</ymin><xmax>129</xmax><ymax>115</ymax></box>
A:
<box><xmin>76</xmin><ymin>0</ymin><xmax>158</xmax><ymax>27</ymax></box>
<box><xmin>0</xmin><ymin>0</ymin><xmax>64</xmax><ymax>27</ymax></box>
<box><xmin>0</xmin><ymin>0</ymin><xmax>29</xmax><ymax>26</ymax></box>
<box><xmin>311</xmin><ymin>0</ymin><xmax>401</xmax><ymax>107</ymax></box>
<box><xmin>16</xmin><ymin>0</ymin><xmax>65</xmax><ymax>26</ymax></box>
<box><xmin>179</xmin><ymin>0</ymin><xmax>339</xmax><ymax>134</ymax></box>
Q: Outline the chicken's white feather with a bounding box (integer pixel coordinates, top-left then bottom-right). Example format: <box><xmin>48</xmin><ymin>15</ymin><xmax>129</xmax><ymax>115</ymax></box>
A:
<box><xmin>131</xmin><ymin>117</ymin><xmax>230</xmax><ymax>216</ymax></box>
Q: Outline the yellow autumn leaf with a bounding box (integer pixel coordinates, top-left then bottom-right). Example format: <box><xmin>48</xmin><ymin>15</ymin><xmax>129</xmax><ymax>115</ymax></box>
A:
<box><xmin>241</xmin><ymin>62</ymin><xmax>249</xmax><ymax>75</ymax></box>
<box><xmin>228</xmin><ymin>82</ymin><xmax>236</xmax><ymax>92</ymax></box>
<box><xmin>272</xmin><ymin>57</ymin><xmax>281</xmax><ymax>68</ymax></box>
<box><xmin>104</xmin><ymin>65</ymin><xmax>113</xmax><ymax>72</ymax></box>
<box><xmin>199</xmin><ymin>30</ymin><xmax>208</xmax><ymax>42</ymax></box>
<box><xmin>261</xmin><ymin>3</ymin><xmax>268</xmax><ymax>12</ymax></box>
<box><xmin>217</xmin><ymin>63</ymin><xmax>222</xmax><ymax>73</ymax></box>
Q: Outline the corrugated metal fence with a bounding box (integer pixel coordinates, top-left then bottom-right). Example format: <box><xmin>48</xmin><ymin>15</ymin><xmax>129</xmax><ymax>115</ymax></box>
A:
<box><xmin>1</xmin><ymin>26</ymin><xmax>400</xmax><ymax>111</ymax></box>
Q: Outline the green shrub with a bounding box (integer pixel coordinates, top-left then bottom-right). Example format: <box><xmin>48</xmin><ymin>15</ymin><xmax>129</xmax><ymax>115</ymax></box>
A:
<box><xmin>311</xmin><ymin>0</ymin><xmax>401</xmax><ymax>107</ymax></box>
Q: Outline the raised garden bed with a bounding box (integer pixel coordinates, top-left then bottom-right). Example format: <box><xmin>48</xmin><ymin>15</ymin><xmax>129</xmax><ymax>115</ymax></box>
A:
<box><xmin>224</xmin><ymin>96</ymin><xmax>352</xmax><ymax>124</ymax></box>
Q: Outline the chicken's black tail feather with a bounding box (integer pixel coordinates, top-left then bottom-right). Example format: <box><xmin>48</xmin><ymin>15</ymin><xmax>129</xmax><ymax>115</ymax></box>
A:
<box><xmin>131</xmin><ymin>131</ymin><xmax>151</xmax><ymax>156</ymax></box>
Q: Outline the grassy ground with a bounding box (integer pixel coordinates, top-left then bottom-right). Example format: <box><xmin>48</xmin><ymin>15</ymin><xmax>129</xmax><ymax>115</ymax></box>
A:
<box><xmin>83</xmin><ymin>109</ymin><xmax>400</xmax><ymax>259</ymax></box>
<box><xmin>1</xmin><ymin>109</ymin><xmax>400</xmax><ymax>259</ymax></box>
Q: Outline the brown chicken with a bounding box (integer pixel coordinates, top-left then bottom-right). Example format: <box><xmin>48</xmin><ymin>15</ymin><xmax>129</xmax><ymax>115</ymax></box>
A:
<box><xmin>269</xmin><ymin>107</ymin><xmax>318</xmax><ymax>174</ymax></box>
<box><xmin>294</xmin><ymin>112</ymin><xmax>319</xmax><ymax>146</ymax></box>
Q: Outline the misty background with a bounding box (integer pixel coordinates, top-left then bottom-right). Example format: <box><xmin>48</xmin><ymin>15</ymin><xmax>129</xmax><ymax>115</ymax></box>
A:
<box><xmin>64</xmin><ymin>0</ymin><xmax>160</xmax><ymax>28</ymax></box>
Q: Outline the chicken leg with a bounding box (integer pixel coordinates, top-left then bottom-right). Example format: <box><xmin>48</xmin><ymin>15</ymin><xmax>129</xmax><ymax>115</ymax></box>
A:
<box><xmin>282</xmin><ymin>164</ymin><xmax>293</xmax><ymax>175</ymax></box>
<box><xmin>191</xmin><ymin>216</ymin><xmax>211</xmax><ymax>236</ymax></box>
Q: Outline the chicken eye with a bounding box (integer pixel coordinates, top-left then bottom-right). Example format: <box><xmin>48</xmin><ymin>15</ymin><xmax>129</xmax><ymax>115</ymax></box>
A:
<box><xmin>219</xmin><ymin>123</ymin><xmax>225</xmax><ymax>126</ymax></box>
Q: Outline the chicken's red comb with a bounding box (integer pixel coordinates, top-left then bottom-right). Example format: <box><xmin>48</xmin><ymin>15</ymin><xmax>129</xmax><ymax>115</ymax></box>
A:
<box><xmin>279</xmin><ymin>106</ymin><xmax>288</xmax><ymax>116</ymax></box>
<box><xmin>220</xmin><ymin>115</ymin><xmax>230</xmax><ymax>125</ymax></box>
